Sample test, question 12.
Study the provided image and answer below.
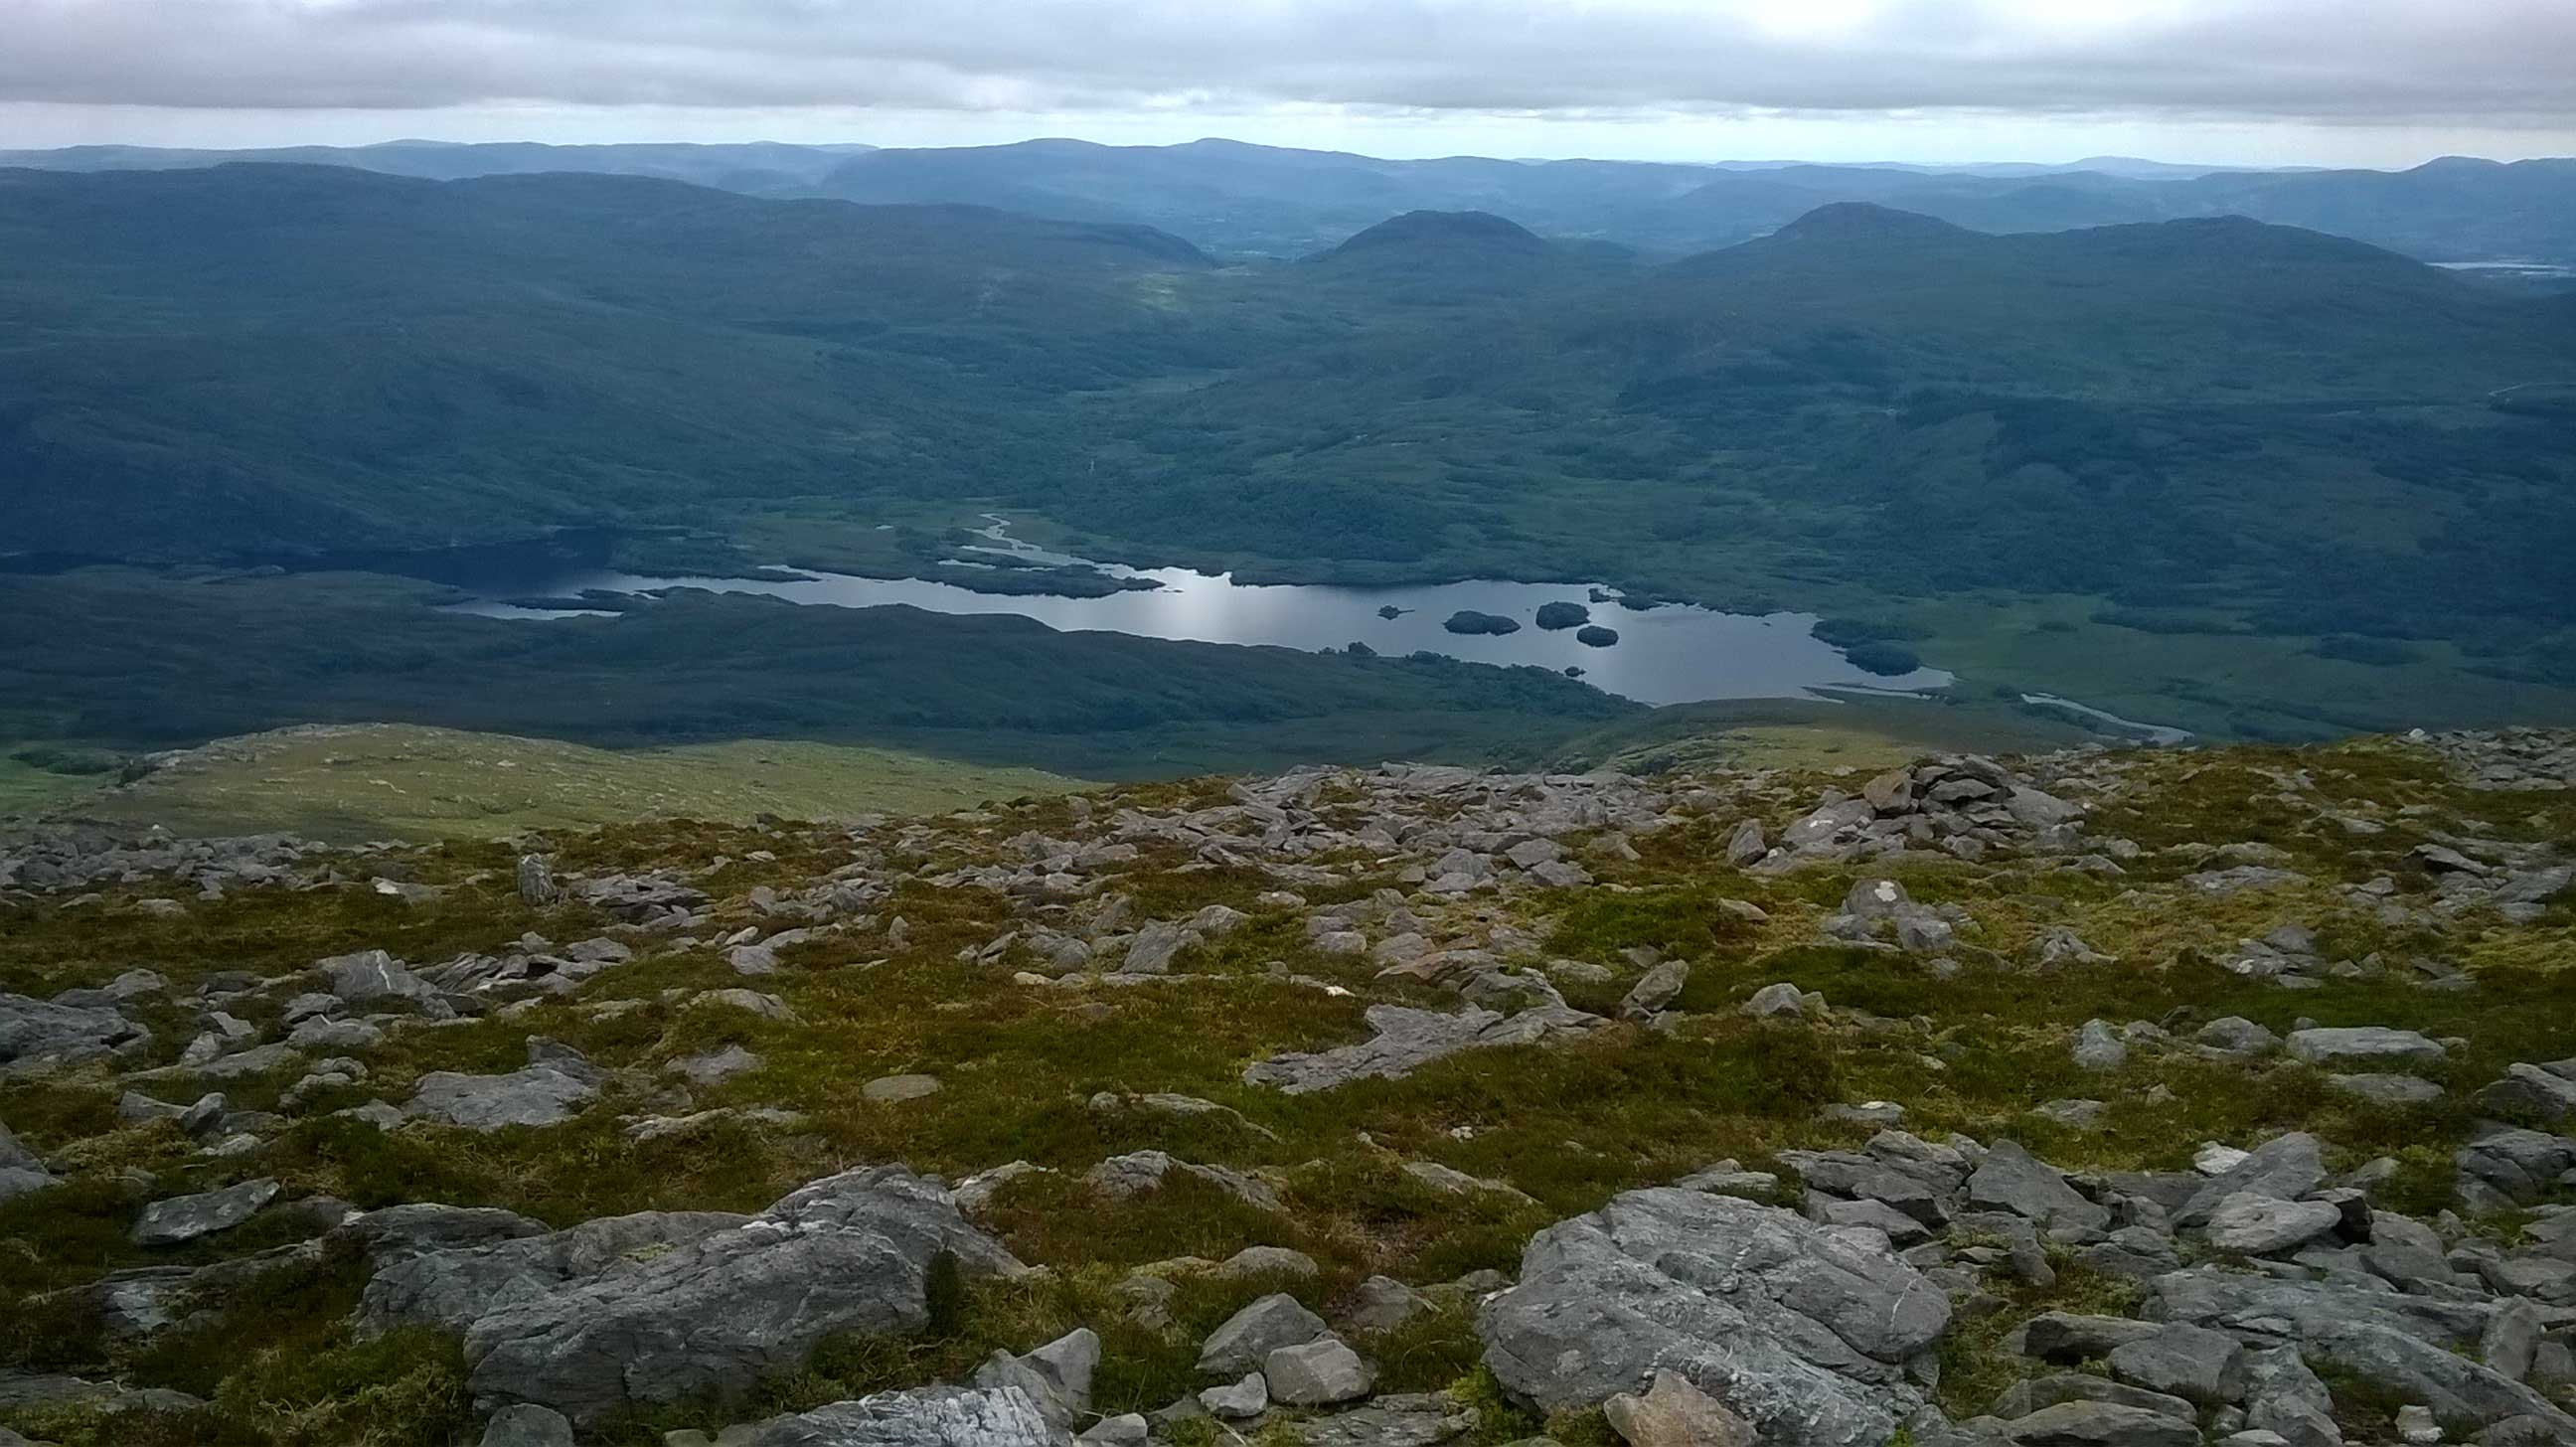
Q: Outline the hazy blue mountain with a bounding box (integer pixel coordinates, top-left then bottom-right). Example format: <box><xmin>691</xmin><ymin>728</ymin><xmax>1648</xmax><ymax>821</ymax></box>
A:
<box><xmin>4</xmin><ymin>139</ymin><xmax>2568</xmax><ymax>263</ymax></box>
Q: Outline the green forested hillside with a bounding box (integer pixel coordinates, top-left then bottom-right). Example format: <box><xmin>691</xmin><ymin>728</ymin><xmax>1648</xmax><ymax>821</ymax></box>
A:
<box><xmin>3</xmin><ymin>163</ymin><xmax>2573</xmax><ymax>750</ymax></box>
<box><xmin>0</xmin><ymin>166</ymin><xmax>1223</xmax><ymax>560</ymax></box>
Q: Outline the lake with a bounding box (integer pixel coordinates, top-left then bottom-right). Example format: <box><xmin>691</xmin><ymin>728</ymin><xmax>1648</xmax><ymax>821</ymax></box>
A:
<box><xmin>447</xmin><ymin>520</ymin><xmax>1953</xmax><ymax>708</ymax></box>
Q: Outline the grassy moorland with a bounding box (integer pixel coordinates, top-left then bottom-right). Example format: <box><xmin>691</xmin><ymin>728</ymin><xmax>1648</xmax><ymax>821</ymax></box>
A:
<box><xmin>2</xmin><ymin>730</ymin><xmax>2571</xmax><ymax>1444</ymax></box>
<box><xmin>24</xmin><ymin>724</ymin><xmax>1089</xmax><ymax>843</ymax></box>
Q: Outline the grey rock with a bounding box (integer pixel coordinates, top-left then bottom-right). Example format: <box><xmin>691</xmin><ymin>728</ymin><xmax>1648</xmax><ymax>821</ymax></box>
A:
<box><xmin>1621</xmin><ymin>961</ymin><xmax>1690</xmax><ymax>1022</ymax></box>
<box><xmin>2107</xmin><ymin>1323</ymin><xmax>2246</xmax><ymax>1406</ymax></box>
<box><xmin>480</xmin><ymin>1403</ymin><xmax>575</xmax><ymax>1447</ymax></box>
<box><xmin>2204</xmin><ymin>1195</ymin><xmax>2347</xmax><ymax>1256</ymax></box>
<box><xmin>2072</xmin><ymin>1021</ymin><xmax>2127</xmax><ymax>1072</ymax></box>
<box><xmin>1201</xmin><ymin>1372</ymin><xmax>1269</xmax><ymax>1418</ymax></box>
<box><xmin>2196</xmin><ymin>1018</ymin><xmax>2282</xmax><ymax>1058</ymax></box>
<box><xmin>974</xmin><ymin>1327</ymin><xmax>1098</xmax><ymax>1430</ymax></box>
<box><xmin>1119</xmin><ymin>920</ymin><xmax>1200</xmax><ymax>976</ymax></box>
<box><xmin>1086</xmin><ymin>1150</ymin><xmax>1280</xmax><ymax>1212</ymax></box>
<box><xmin>1968</xmin><ymin>1140</ymin><xmax>2111</xmax><ymax>1233</ymax></box>
<box><xmin>516</xmin><ymin>856</ymin><xmax>558</xmax><ymax>906</ymax></box>
<box><xmin>316</xmin><ymin>949</ymin><xmax>452</xmax><ymax>1016</ymax></box>
<box><xmin>1265</xmin><ymin>1339</ymin><xmax>1374</xmax><ymax>1406</ymax></box>
<box><xmin>2017</xmin><ymin>1313</ymin><xmax>2163</xmax><ymax>1364</ymax></box>
<box><xmin>405</xmin><ymin>1065</ymin><xmax>595</xmax><ymax>1131</ymax></box>
<box><xmin>1479</xmin><ymin>1188</ymin><xmax>1948</xmax><ymax>1447</ymax></box>
<box><xmin>1242</xmin><ymin>1004</ymin><xmax>1601</xmax><ymax>1094</ymax></box>
<box><xmin>0</xmin><ymin>990</ymin><xmax>149</xmax><ymax>1069</ymax></box>
<box><xmin>1078</xmin><ymin>1413</ymin><xmax>1149</xmax><ymax>1445</ymax></box>
<box><xmin>2002</xmin><ymin>1402</ymin><xmax>2197</xmax><ymax>1447</ymax></box>
<box><xmin>2483</xmin><ymin>1301</ymin><xmax>2543</xmax><ymax>1382</ymax></box>
<box><xmin>2456</xmin><ymin>1128</ymin><xmax>2576</xmax><ymax>1206</ymax></box>
<box><xmin>364</xmin><ymin>1166</ymin><xmax>1020</xmax><ymax>1425</ymax></box>
<box><xmin>2479</xmin><ymin>1064</ymin><xmax>2576</xmax><ymax>1124</ymax></box>
<box><xmin>862</xmin><ymin>1073</ymin><xmax>941</xmax><ymax>1103</ymax></box>
<box><xmin>1213</xmin><ymin>1245</ymin><xmax>1318</xmax><ymax>1280</ymax></box>
<box><xmin>287</xmin><ymin>1016</ymin><xmax>384</xmax><ymax>1052</ymax></box>
<box><xmin>1743</xmin><ymin>982</ymin><xmax>1807</xmax><ymax>1019</ymax></box>
<box><xmin>2301</xmin><ymin>1317</ymin><xmax>2574</xmax><ymax>1433</ymax></box>
<box><xmin>2241</xmin><ymin>1343</ymin><xmax>2340</xmax><ymax>1447</ymax></box>
<box><xmin>1604</xmin><ymin>1369</ymin><xmax>1757</xmax><ymax>1447</ymax></box>
<box><xmin>132</xmin><ymin>1178</ymin><xmax>279</xmax><ymax>1246</ymax></box>
<box><xmin>1724</xmin><ymin>820</ymin><xmax>1768</xmax><ymax>867</ymax></box>
<box><xmin>2151</xmin><ymin>1267</ymin><xmax>2493</xmax><ymax>1353</ymax></box>
<box><xmin>672</xmin><ymin>1045</ymin><xmax>763</xmax><ymax>1087</ymax></box>
<box><xmin>1989</xmin><ymin>1374</ymin><xmax>2195</xmax><ymax>1426</ymax></box>
<box><xmin>2177</xmin><ymin>1133</ymin><xmax>2327</xmax><ymax>1226</ymax></box>
<box><xmin>1345</xmin><ymin>1275</ymin><xmax>1435</xmax><ymax>1334</ymax></box>
<box><xmin>741</xmin><ymin>1385</ymin><xmax>1056</xmax><ymax>1446</ymax></box>
<box><xmin>1200</xmin><ymin>1293</ymin><xmax>1330</xmax><ymax>1375</ymax></box>
<box><xmin>692</xmin><ymin>988</ymin><xmax>796</xmax><ymax>1021</ymax></box>
<box><xmin>1292</xmin><ymin>1393</ymin><xmax>1479</xmax><ymax>1447</ymax></box>
<box><xmin>2329</xmin><ymin>1073</ymin><xmax>2445</xmax><ymax>1107</ymax></box>
<box><xmin>2285</xmin><ymin>1027</ymin><xmax>2446</xmax><ymax>1069</ymax></box>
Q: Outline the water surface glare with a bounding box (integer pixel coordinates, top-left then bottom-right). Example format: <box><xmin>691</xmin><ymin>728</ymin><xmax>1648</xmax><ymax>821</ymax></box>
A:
<box><xmin>451</xmin><ymin>539</ymin><xmax>1949</xmax><ymax>708</ymax></box>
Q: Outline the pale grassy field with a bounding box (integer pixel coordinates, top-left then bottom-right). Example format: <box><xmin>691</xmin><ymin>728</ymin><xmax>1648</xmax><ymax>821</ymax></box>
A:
<box><xmin>33</xmin><ymin>724</ymin><xmax>1087</xmax><ymax>841</ymax></box>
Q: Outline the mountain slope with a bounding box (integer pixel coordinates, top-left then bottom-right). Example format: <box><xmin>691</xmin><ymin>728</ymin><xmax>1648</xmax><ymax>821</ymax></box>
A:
<box><xmin>2</xmin><ymin>727</ymin><xmax>2572</xmax><ymax>1445</ymax></box>
<box><xmin>0</xmin><ymin>165</ymin><xmax>1219</xmax><ymax>560</ymax></box>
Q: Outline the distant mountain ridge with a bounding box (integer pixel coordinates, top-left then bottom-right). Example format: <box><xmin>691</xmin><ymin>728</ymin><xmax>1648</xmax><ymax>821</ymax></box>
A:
<box><xmin>4</xmin><ymin>137</ymin><xmax>2569</xmax><ymax>265</ymax></box>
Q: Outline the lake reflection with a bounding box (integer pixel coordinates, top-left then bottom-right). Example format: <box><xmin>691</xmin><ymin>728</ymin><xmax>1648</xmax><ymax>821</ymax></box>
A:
<box><xmin>448</xmin><ymin>525</ymin><xmax>1950</xmax><ymax>708</ymax></box>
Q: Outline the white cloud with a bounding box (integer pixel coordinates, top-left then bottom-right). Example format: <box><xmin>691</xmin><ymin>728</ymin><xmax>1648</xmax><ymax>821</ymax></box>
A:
<box><xmin>6</xmin><ymin>0</ymin><xmax>2571</xmax><ymax>123</ymax></box>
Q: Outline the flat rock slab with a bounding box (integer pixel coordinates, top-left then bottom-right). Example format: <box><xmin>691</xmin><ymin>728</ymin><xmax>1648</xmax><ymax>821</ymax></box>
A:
<box><xmin>1478</xmin><ymin>1187</ymin><xmax>1948</xmax><ymax>1447</ymax></box>
<box><xmin>1242</xmin><ymin>1003</ymin><xmax>1601</xmax><ymax>1094</ymax></box>
<box><xmin>403</xmin><ymin>1066</ymin><xmax>595</xmax><ymax>1131</ymax></box>
<box><xmin>742</xmin><ymin>1385</ymin><xmax>1056</xmax><ymax>1446</ymax></box>
<box><xmin>133</xmin><ymin>1178</ymin><xmax>279</xmax><ymax>1246</ymax></box>
<box><xmin>2285</xmin><ymin>1027</ymin><xmax>2445</xmax><ymax>1069</ymax></box>
<box><xmin>863</xmin><ymin>1073</ymin><xmax>942</xmax><ymax>1103</ymax></box>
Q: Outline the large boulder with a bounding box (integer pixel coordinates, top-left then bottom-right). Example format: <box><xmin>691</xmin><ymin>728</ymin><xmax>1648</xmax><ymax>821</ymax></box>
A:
<box><xmin>0</xmin><ymin>992</ymin><xmax>150</xmax><ymax>1070</ymax></box>
<box><xmin>360</xmin><ymin>1166</ymin><xmax>1022</xmax><ymax>1425</ymax></box>
<box><xmin>1478</xmin><ymin>1187</ymin><xmax>1949</xmax><ymax>1447</ymax></box>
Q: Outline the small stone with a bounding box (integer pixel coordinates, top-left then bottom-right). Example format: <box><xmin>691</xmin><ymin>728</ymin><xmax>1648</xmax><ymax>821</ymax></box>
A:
<box><xmin>1198</xmin><ymin>1293</ymin><xmax>1329</xmax><ymax>1375</ymax></box>
<box><xmin>1078</xmin><ymin>1413</ymin><xmax>1149</xmax><ymax>1445</ymax></box>
<box><xmin>1743</xmin><ymin>982</ymin><xmax>1806</xmax><ymax>1019</ymax></box>
<box><xmin>1200</xmin><ymin>1372</ymin><xmax>1268</xmax><ymax>1419</ymax></box>
<box><xmin>480</xmin><ymin>1402</ymin><xmax>575</xmax><ymax>1447</ymax></box>
<box><xmin>2203</xmin><ymin>1194</ymin><xmax>2345</xmax><ymax>1255</ymax></box>
<box><xmin>2395</xmin><ymin>1403</ymin><xmax>2441</xmax><ymax>1445</ymax></box>
<box><xmin>1263</xmin><ymin>1339</ymin><xmax>1373</xmax><ymax>1406</ymax></box>
<box><xmin>2072</xmin><ymin>1020</ymin><xmax>2127</xmax><ymax>1071</ymax></box>
<box><xmin>1603</xmin><ymin>1368</ymin><xmax>1756</xmax><ymax>1446</ymax></box>
<box><xmin>1343</xmin><ymin>1275</ymin><xmax>1434</xmax><ymax>1334</ymax></box>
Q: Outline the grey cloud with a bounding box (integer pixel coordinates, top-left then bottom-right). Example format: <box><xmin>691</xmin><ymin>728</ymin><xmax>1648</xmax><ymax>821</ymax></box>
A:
<box><xmin>6</xmin><ymin>1</ymin><xmax>2573</xmax><ymax>125</ymax></box>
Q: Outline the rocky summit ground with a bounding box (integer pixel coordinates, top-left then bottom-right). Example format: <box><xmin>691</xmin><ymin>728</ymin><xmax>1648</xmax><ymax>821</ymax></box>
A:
<box><xmin>2</xmin><ymin>728</ymin><xmax>2574</xmax><ymax>1447</ymax></box>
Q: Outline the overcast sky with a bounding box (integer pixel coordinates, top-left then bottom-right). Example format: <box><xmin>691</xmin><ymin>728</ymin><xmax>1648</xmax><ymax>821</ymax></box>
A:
<box><xmin>5</xmin><ymin>1</ymin><xmax>2573</xmax><ymax>166</ymax></box>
